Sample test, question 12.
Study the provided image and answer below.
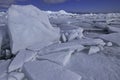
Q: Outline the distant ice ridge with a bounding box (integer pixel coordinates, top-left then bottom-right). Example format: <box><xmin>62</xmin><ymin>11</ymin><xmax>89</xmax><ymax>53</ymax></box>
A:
<box><xmin>46</xmin><ymin>10</ymin><xmax>76</xmax><ymax>15</ymax></box>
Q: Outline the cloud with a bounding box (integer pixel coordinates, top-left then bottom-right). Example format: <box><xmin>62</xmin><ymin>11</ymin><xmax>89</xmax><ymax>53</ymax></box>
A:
<box><xmin>43</xmin><ymin>0</ymin><xmax>67</xmax><ymax>4</ymax></box>
<box><xmin>0</xmin><ymin>0</ymin><xmax>15</xmax><ymax>8</ymax></box>
<box><xmin>16</xmin><ymin>0</ymin><xmax>27</xmax><ymax>2</ymax></box>
<box><xmin>0</xmin><ymin>0</ymin><xmax>27</xmax><ymax>8</ymax></box>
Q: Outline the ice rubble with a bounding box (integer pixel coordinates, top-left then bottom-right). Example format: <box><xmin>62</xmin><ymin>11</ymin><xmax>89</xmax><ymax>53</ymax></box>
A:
<box><xmin>8</xmin><ymin>5</ymin><xmax>60</xmax><ymax>53</ymax></box>
<box><xmin>0</xmin><ymin>4</ymin><xmax>120</xmax><ymax>80</ymax></box>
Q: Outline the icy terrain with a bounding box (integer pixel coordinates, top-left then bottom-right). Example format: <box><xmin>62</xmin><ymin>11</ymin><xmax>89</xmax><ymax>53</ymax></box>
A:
<box><xmin>0</xmin><ymin>5</ymin><xmax>120</xmax><ymax>80</ymax></box>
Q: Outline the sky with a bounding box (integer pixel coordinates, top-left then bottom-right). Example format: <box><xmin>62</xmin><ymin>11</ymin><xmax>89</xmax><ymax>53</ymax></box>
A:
<box><xmin>0</xmin><ymin>0</ymin><xmax>120</xmax><ymax>13</ymax></box>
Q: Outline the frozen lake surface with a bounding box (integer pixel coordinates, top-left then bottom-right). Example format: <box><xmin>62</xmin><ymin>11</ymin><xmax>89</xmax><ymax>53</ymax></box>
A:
<box><xmin>0</xmin><ymin>5</ymin><xmax>120</xmax><ymax>80</ymax></box>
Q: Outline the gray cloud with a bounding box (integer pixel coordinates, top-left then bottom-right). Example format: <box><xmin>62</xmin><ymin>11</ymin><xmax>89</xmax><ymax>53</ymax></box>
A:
<box><xmin>0</xmin><ymin>0</ymin><xmax>15</xmax><ymax>8</ymax></box>
<box><xmin>0</xmin><ymin>0</ymin><xmax>27</xmax><ymax>8</ymax></box>
<box><xmin>43</xmin><ymin>0</ymin><xmax>67</xmax><ymax>4</ymax></box>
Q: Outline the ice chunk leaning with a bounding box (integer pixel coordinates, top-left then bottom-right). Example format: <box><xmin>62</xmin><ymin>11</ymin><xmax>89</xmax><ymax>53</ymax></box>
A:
<box><xmin>8</xmin><ymin>50</ymin><xmax>36</xmax><ymax>72</ymax></box>
<box><xmin>8</xmin><ymin>5</ymin><xmax>60</xmax><ymax>53</ymax></box>
<box><xmin>23</xmin><ymin>61</ymin><xmax>81</xmax><ymax>80</ymax></box>
<box><xmin>0</xmin><ymin>60</ymin><xmax>11</xmax><ymax>77</ymax></box>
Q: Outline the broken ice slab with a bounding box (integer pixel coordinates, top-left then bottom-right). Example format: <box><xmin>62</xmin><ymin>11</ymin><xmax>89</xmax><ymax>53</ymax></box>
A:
<box><xmin>26</xmin><ymin>41</ymin><xmax>53</xmax><ymax>52</ymax></box>
<box><xmin>38</xmin><ymin>49</ymin><xmax>74</xmax><ymax>66</ymax></box>
<box><xmin>23</xmin><ymin>61</ymin><xmax>81</xmax><ymax>80</ymax></box>
<box><xmin>0</xmin><ymin>73</ymin><xmax>8</xmax><ymax>80</ymax></box>
<box><xmin>88</xmin><ymin>46</ymin><xmax>100</xmax><ymax>55</ymax></box>
<box><xmin>99</xmin><ymin>33</ymin><xmax>120</xmax><ymax>46</ymax></box>
<box><xmin>8</xmin><ymin>50</ymin><xmax>36</xmax><ymax>72</ymax></box>
<box><xmin>0</xmin><ymin>60</ymin><xmax>11</xmax><ymax>77</ymax></box>
<box><xmin>70</xmin><ymin>38</ymin><xmax>106</xmax><ymax>46</ymax></box>
<box><xmin>0</xmin><ymin>32</ymin><xmax>3</xmax><ymax>55</ymax></box>
<box><xmin>8</xmin><ymin>72</ymin><xmax>24</xmax><ymax>80</ymax></box>
<box><xmin>101</xmin><ymin>46</ymin><xmax>120</xmax><ymax>57</ymax></box>
<box><xmin>108</xmin><ymin>26</ymin><xmax>120</xmax><ymax>33</ymax></box>
<box><xmin>93</xmin><ymin>22</ymin><xmax>108</xmax><ymax>30</ymax></box>
<box><xmin>107</xmin><ymin>19</ymin><xmax>120</xmax><ymax>25</ymax></box>
<box><xmin>8</xmin><ymin>76</ymin><xmax>16</xmax><ymax>80</ymax></box>
<box><xmin>38</xmin><ymin>41</ymin><xmax>85</xmax><ymax>55</ymax></box>
<box><xmin>8</xmin><ymin>5</ymin><xmax>60</xmax><ymax>53</ymax></box>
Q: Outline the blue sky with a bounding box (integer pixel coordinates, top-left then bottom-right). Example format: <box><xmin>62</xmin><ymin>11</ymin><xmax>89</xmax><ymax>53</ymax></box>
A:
<box><xmin>0</xmin><ymin>0</ymin><xmax>120</xmax><ymax>12</ymax></box>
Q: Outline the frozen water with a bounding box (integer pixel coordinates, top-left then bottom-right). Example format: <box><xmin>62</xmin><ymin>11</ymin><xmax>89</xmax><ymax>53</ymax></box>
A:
<box><xmin>0</xmin><ymin>60</ymin><xmax>11</xmax><ymax>77</ymax></box>
<box><xmin>1</xmin><ymin>5</ymin><xmax>120</xmax><ymax>80</ymax></box>
<box><xmin>65</xmin><ymin>52</ymin><xmax>120</xmax><ymax>80</ymax></box>
<box><xmin>8</xmin><ymin>5</ymin><xmax>60</xmax><ymax>53</ymax></box>
<box><xmin>0</xmin><ymin>73</ymin><xmax>8</xmax><ymax>80</ymax></box>
<box><xmin>108</xmin><ymin>26</ymin><xmax>120</xmax><ymax>33</ymax></box>
<box><xmin>23</xmin><ymin>61</ymin><xmax>81</xmax><ymax>80</ymax></box>
<box><xmin>70</xmin><ymin>38</ymin><xmax>105</xmax><ymax>46</ymax></box>
<box><xmin>8</xmin><ymin>50</ymin><xmax>36</xmax><ymax>72</ymax></box>
<box><xmin>88</xmin><ymin>46</ymin><xmax>100</xmax><ymax>55</ymax></box>
<box><xmin>99</xmin><ymin>33</ymin><xmax>120</xmax><ymax>46</ymax></box>
<box><xmin>38</xmin><ymin>49</ymin><xmax>74</xmax><ymax>66</ymax></box>
<box><xmin>8</xmin><ymin>72</ymin><xmax>24</xmax><ymax>80</ymax></box>
<box><xmin>38</xmin><ymin>41</ymin><xmax>85</xmax><ymax>55</ymax></box>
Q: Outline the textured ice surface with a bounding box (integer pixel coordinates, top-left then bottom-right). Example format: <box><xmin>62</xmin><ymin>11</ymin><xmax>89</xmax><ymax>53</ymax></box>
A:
<box><xmin>8</xmin><ymin>72</ymin><xmax>24</xmax><ymax>80</ymax></box>
<box><xmin>99</xmin><ymin>33</ymin><xmax>120</xmax><ymax>46</ymax></box>
<box><xmin>65</xmin><ymin>52</ymin><xmax>120</xmax><ymax>80</ymax></box>
<box><xmin>70</xmin><ymin>38</ymin><xmax>105</xmax><ymax>46</ymax></box>
<box><xmin>38</xmin><ymin>49</ymin><xmax>74</xmax><ymax>66</ymax></box>
<box><xmin>0</xmin><ymin>60</ymin><xmax>10</xmax><ymax>77</ymax></box>
<box><xmin>8</xmin><ymin>5</ymin><xmax>60</xmax><ymax>53</ymax></box>
<box><xmin>0</xmin><ymin>73</ymin><xmax>8</xmax><ymax>80</ymax></box>
<box><xmin>8</xmin><ymin>50</ymin><xmax>36</xmax><ymax>72</ymax></box>
<box><xmin>23</xmin><ymin>61</ymin><xmax>81</xmax><ymax>80</ymax></box>
<box><xmin>38</xmin><ymin>41</ymin><xmax>85</xmax><ymax>55</ymax></box>
<box><xmin>1</xmin><ymin>5</ymin><xmax>120</xmax><ymax>80</ymax></box>
<box><xmin>108</xmin><ymin>26</ymin><xmax>120</xmax><ymax>33</ymax></box>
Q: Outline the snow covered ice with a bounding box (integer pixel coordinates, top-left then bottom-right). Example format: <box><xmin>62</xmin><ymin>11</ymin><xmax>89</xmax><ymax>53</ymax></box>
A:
<box><xmin>0</xmin><ymin>4</ymin><xmax>120</xmax><ymax>80</ymax></box>
<box><xmin>8</xmin><ymin>5</ymin><xmax>60</xmax><ymax>53</ymax></box>
<box><xmin>23</xmin><ymin>61</ymin><xmax>81</xmax><ymax>80</ymax></box>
